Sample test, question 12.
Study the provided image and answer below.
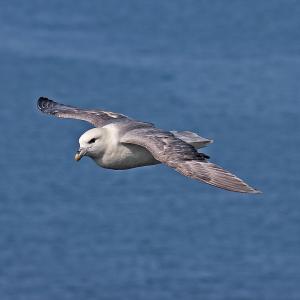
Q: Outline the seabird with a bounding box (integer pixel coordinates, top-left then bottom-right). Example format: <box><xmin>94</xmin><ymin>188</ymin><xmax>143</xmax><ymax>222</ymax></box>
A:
<box><xmin>37</xmin><ymin>97</ymin><xmax>260</xmax><ymax>193</ymax></box>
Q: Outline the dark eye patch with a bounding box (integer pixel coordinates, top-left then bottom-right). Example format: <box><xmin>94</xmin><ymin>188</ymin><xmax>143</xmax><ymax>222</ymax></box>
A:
<box><xmin>88</xmin><ymin>138</ymin><xmax>96</xmax><ymax>144</ymax></box>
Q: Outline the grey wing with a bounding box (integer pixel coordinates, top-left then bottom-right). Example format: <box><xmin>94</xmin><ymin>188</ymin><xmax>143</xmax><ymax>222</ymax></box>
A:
<box><xmin>37</xmin><ymin>97</ymin><xmax>130</xmax><ymax>127</ymax></box>
<box><xmin>121</xmin><ymin>127</ymin><xmax>260</xmax><ymax>194</ymax></box>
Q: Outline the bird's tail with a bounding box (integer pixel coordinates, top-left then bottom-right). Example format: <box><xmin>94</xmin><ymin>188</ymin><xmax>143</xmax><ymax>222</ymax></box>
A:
<box><xmin>171</xmin><ymin>131</ymin><xmax>213</xmax><ymax>149</ymax></box>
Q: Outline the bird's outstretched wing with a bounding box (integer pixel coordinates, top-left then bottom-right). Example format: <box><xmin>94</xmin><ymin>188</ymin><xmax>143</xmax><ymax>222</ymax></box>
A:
<box><xmin>121</xmin><ymin>127</ymin><xmax>260</xmax><ymax>193</ymax></box>
<box><xmin>37</xmin><ymin>97</ymin><xmax>130</xmax><ymax>127</ymax></box>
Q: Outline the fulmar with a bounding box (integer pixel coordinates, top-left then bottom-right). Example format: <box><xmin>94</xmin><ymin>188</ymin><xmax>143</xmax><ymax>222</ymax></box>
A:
<box><xmin>37</xmin><ymin>97</ymin><xmax>260</xmax><ymax>194</ymax></box>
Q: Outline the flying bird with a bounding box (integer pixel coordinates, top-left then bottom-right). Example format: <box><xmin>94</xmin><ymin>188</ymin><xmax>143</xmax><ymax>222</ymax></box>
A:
<box><xmin>37</xmin><ymin>97</ymin><xmax>260</xmax><ymax>193</ymax></box>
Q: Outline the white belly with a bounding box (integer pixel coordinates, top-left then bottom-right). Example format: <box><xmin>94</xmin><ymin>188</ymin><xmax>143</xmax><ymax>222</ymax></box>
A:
<box><xmin>94</xmin><ymin>143</ymin><xmax>159</xmax><ymax>170</ymax></box>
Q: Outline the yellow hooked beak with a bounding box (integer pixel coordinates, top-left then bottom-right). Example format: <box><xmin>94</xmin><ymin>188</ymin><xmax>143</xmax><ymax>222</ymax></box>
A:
<box><xmin>74</xmin><ymin>148</ymin><xmax>87</xmax><ymax>161</ymax></box>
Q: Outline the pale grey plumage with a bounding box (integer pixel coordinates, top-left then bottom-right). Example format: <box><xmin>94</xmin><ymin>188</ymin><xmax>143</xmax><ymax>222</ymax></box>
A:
<box><xmin>37</xmin><ymin>97</ymin><xmax>260</xmax><ymax>194</ymax></box>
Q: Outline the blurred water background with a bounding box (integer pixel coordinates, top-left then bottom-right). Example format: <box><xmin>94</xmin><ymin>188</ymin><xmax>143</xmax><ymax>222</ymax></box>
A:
<box><xmin>0</xmin><ymin>1</ymin><xmax>299</xmax><ymax>299</ymax></box>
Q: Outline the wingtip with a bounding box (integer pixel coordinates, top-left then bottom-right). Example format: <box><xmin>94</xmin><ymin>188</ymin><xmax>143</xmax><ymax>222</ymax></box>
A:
<box><xmin>37</xmin><ymin>97</ymin><xmax>56</xmax><ymax>112</ymax></box>
<box><xmin>251</xmin><ymin>189</ymin><xmax>262</xmax><ymax>194</ymax></box>
<box><xmin>194</xmin><ymin>162</ymin><xmax>262</xmax><ymax>194</ymax></box>
<box><xmin>237</xmin><ymin>185</ymin><xmax>262</xmax><ymax>194</ymax></box>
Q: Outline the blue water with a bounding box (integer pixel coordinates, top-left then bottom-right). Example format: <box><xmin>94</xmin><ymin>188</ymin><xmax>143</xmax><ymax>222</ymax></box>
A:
<box><xmin>0</xmin><ymin>1</ymin><xmax>299</xmax><ymax>299</ymax></box>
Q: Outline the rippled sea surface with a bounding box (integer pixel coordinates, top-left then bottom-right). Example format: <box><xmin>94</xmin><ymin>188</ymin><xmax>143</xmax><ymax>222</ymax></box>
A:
<box><xmin>0</xmin><ymin>1</ymin><xmax>299</xmax><ymax>299</ymax></box>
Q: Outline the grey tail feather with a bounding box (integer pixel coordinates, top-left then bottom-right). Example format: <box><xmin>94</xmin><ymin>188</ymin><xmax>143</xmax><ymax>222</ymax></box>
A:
<box><xmin>171</xmin><ymin>130</ymin><xmax>213</xmax><ymax>149</ymax></box>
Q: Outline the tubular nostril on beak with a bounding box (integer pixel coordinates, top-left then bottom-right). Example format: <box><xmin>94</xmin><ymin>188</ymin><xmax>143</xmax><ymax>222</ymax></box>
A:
<box><xmin>75</xmin><ymin>149</ymin><xmax>85</xmax><ymax>161</ymax></box>
<box><xmin>75</xmin><ymin>152</ymin><xmax>81</xmax><ymax>161</ymax></box>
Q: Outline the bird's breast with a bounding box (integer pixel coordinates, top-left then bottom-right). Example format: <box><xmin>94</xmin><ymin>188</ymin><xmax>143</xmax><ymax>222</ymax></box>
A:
<box><xmin>94</xmin><ymin>143</ymin><xmax>159</xmax><ymax>170</ymax></box>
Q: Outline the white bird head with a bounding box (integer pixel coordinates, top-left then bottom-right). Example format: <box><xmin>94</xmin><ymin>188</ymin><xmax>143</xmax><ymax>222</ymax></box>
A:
<box><xmin>75</xmin><ymin>128</ymin><xmax>107</xmax><ymax>161</ymax></box>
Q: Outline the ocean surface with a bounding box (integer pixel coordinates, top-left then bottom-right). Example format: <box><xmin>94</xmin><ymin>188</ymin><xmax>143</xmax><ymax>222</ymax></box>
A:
<box><xmin>0</xmin><ymin>1</ymin><xmax>299</xmax><ymax>299</ymax></box>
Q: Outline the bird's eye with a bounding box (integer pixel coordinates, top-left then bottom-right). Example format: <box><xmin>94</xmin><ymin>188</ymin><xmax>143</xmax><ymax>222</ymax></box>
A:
<box><xmin>88</xmin><ymin>138</ymin><xmax>96</xmax><ymax>144</ymax></box>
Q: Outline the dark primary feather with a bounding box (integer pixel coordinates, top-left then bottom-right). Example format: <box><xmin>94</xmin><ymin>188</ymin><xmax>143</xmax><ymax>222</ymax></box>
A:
<box><xmin>37</xmin><ymin>97</ymin><xmax>129</xmax><ymax>127</ymax></box>
<box><xmin>121</xmin><ymin>127</ymin><xmax>260</xmax><ymax>193</ymax></box>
